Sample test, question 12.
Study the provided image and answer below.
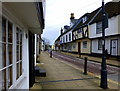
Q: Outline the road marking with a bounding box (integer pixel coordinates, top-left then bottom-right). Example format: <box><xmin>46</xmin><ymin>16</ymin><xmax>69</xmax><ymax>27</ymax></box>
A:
<box><xmin>53</xmin><ymin>54</ymin><xmax>119</xmax><ymax>85</ymax></box>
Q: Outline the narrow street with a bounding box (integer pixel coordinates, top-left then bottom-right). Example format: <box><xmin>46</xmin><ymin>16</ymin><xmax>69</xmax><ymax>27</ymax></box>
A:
<box><xmin>52</xmin><ymin>51</ymin><xmax>120</xmax><ymax>82</ymax></box>
<box><xmin>31</xmin><ymin>51</ymin><xmax>119</xmax><ymax>89</ymax></box>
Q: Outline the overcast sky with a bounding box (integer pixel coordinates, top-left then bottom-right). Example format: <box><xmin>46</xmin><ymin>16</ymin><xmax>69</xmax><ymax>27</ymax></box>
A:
<box><xmin>42</xmin><ymin>0</ymin><xmax>112</xmax><ymax>45</ymax></box>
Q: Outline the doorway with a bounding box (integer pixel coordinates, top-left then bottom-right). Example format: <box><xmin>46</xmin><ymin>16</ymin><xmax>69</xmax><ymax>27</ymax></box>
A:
<box><xmin>111</xmin><ymin>39</ymin><xmax>118</xmax><ymax>56</ymax></box>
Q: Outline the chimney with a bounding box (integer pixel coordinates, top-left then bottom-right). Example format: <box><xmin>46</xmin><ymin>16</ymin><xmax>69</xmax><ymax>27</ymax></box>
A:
<box><xmin>70</xmin><ymin>13</ymin><xmax>75</xmax><ymax>20</ymax></box>
<box><xmin>60</xmin><ymin>28</ymin><xmax>63</xmax><ymax>35</ymax></box>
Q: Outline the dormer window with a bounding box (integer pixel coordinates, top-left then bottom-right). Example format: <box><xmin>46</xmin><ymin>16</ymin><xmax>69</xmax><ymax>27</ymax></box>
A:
<box><xmin>83</xmin><ymin>16</ymin><xmax>87</xmax><ymax>23</ymax></box>
<box><xmin>77</xmin><ymin>28</ymin><xmax>82</xmax><ymax>33</ymax></box>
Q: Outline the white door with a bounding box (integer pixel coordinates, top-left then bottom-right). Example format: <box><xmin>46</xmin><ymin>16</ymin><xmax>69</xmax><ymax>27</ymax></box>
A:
<box><xmin>111</xmin><ymin>40</ymin><xmax>118</xmax><ymax>56</ymax></box>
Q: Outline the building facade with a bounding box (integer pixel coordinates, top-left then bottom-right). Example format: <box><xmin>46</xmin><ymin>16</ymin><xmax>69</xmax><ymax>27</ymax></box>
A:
<box><xmin>55</xmin><ymin>1</ymin><xmax>120</xmax><ymax>59</ymax></box>
<box><xmin>59</xmin><ymin>13</ymin><xmax>78</xmax><ymax>52</ymax></box>
<box><xmin>89</xmin><ymin>1</ymin><xmax>120</xmax><ymax>57</ymax></box>
<box><xmin>0</xmin><ymin>1</ymin><xmax>45</xmax><ymax>90</ymax></box>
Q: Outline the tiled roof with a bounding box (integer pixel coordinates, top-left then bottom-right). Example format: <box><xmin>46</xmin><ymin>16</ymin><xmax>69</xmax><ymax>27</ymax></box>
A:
<box><xmin>58</xmin><ymin>1</ymin><xmax>120</xmax><ymax>39</ymax></box>
<box><xmin>73</xmin><ymin>1</ymin><xmax>120</xmax><ymax>31</ymax></box>
<box><xmin>89</xmin><ymin>1</ymin><xmax>120</xmax><ymax>24</ymax></box>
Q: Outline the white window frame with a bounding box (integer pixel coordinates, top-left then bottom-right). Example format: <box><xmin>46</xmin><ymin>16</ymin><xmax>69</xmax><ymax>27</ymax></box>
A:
<box><xmin>96</xmin><ymin>21</ymin><xmax>102</xmax><ymax>34</ymax></box>
<box><xmin>0</xmin><ymin>17</ymin><xmax>23</xmax><ymax>90</ymax></box>
<box><xmin>0</xmin><ymin>18</ymin><xmax>13</xmax><ymax>89</ymax></box>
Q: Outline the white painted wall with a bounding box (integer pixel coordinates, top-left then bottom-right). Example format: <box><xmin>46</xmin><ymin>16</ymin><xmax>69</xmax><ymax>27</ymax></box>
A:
<box><xmin>90</xmin><ymin>15</ymin><xmax>120</xmax><ymax>38</ymax></box>
<box><xmin>92</xmin><ymin>36</ymin><xmax>120</xmax><ymax>56</ymax></box>
<box><xmin>118</xmin><ymin>15</ymin><xmax>120</xmax><ymax>34</ymax></box>
<box><xmin>92</xmin><ymin>39</ymin><xmax>102</xmax><ymax>54</ymax></box>
<box><xmin>60</xmin><ymin>30</ymin><xmax>72</xmax><ymax>44</ymax></box>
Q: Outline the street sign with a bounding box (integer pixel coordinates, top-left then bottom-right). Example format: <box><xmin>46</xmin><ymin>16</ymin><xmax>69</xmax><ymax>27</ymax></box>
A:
<box><xmin>103</xmin><ymin>13</ymin><xmax>108</xmax><ymax>29</ymax></box>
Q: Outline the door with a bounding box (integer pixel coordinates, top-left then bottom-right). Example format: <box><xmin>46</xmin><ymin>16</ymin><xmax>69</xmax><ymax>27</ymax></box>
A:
<box><xmin>111</xmin><ymin>39</ymin><xmax>118</xmax><ymax>56</ymax></box>
<box><xmin>78</xmin><ymin>42</ymin><xmax>81</xmax><ymax>54</ymax></box>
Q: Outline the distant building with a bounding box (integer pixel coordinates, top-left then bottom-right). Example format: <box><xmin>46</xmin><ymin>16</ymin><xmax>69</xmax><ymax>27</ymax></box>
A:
<box><xmin>59</xmin><ymin>13</ymin><xmax>78</xmax><ymax>52</ymax></box>
<box><xmin>54</xmin><ymin>36</ymin><xmax>60</xmax><ymax>51</ymax></box>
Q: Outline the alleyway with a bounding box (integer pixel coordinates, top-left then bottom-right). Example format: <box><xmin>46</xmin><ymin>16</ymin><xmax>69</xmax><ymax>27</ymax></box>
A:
<box><xmin>31</xmin><ymin>52</ymin><xmax>119</xmax><ymax>89</ymax></box>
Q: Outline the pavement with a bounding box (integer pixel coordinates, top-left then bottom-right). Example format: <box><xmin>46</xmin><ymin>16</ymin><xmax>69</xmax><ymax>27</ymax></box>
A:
<box><xmin>30</xmin><ymin>51</ymin><xmax>119</xmax><ymax>90</ymax></box>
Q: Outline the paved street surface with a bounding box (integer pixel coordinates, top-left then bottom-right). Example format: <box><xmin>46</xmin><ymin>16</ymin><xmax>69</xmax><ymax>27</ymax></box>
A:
<box><xmin>31</xmin><ymin>51</ymin><xmax>119</xmax><ymax>90</ymax></box>
<box><xmin>52</xmin><ymin>51</ymin><xmax>120</xmax><ymax>82</ymax></box>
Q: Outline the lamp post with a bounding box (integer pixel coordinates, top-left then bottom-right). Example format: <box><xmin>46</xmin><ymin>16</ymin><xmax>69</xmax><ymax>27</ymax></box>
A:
<box><xmin>100</xmin><ymin>0</ymin><xmax>108</xmax><ymax>89</ymax></box>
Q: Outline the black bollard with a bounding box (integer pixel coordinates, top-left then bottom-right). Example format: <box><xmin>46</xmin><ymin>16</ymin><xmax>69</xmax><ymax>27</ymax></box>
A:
<box><xmin>84</xmin><ymin>57</ymin><xmax>87</xmax><ymax>75</ymax></box>
<box><xmin>50</xmin><ymin>50</ymin><xmax>52</xmax><ymax>58</ymax></box>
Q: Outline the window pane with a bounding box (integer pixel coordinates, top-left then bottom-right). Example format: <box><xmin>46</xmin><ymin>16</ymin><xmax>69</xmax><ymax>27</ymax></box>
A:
<box><xmin>1</xmin><ymin>44</ymin><xmax>6</xmax><ymax>68</ymax></box>
<box><xmin>6</xmin><ymin>67</ymin><xmax>12</xmax><ymax>89</ymax></box>
<box><xmin>0</xmin><ymin>71</ymin><xmax>3</xmax><ymax>90</ymax></box>
<box><xmin>0</xmin><ymin>43</ymin><xmax>6</xmax><ymax>69</ymax></box>
<box><xmin>8</xmin><ymin>22</ymin><xmax>12</xmax><ymax>43</ymax></box>
<box><xmin>96</xmin><ymin>22</ymin><xmax>102</xmax><ymax>34</ymax></box>
<box><xmin>3</xmin><ymin>69</ymin><xmax>6</xmax><ymax>89</ymax></box>
<box><xmin>83</xmin><ymin>41</ymin><xmax>87</xmax><ymax>48</ymax></box>
<box><xmin>0</xmin><ymin>43</ymin><xmax>3</xmax><ymax>69</ymax></box>
<box><xmin>20</xmin><ymin>46</ymin><xmax>22</xmax><ymax>60</ymax></box>
<box><xmin>2</xmin><ymin>18</ymin><xmax>6</xmax><ymax>42</ymax></box>
<box><xmin>16</xmin><ymin>63</ymin><xmax>20</xmax><ymax>79</ymax></box>
<box><xmin>8</xmin><ymin>44</ymin><xmax>12</xmax><ymax>64</ymax></box>
<box><xmin>98</xmin><ymin>39</ymin><xmax>102</xmax><ymax>50</ymax></box>
<box><xmin>16</xmin><ymin>28</ymin><xmax>19</xmax><ymax>44</ymax></box>
<box><xmin>20</xmin><ymin>62</ymin><xmax>22</xmax><ymax>76</ymax></box>
<box><xmin>20</xmin><ymin>30</ymin><xmax>22</xmax><ymax>45</ymax></box>
<box><xmin>16</xmin><ymin>45</ymin><xmax>19</xmax><ymax>61</ymax></box>
<box><xmin>7</xmin><ymin>67</ymin><xmax>12</xmax><ymax>88</ymax></box>
<box><xmin>66</xmin><ymin>35</ymin><xmax>67</xmax><ymax>42</ymax></box>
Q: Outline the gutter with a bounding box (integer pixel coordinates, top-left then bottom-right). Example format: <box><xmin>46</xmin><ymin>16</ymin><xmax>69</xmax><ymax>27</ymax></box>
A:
<box><xmin>35</xmin><ymin>2</ymin><xmax>45</xmax><ymax>34</ymax></box>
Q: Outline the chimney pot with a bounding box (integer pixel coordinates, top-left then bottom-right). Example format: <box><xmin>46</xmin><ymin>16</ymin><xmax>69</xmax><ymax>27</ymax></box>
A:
<box><xmin>70</xmin><ymin>13</ymin><xmax>75</xmax><ymax>19</ymax></box>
